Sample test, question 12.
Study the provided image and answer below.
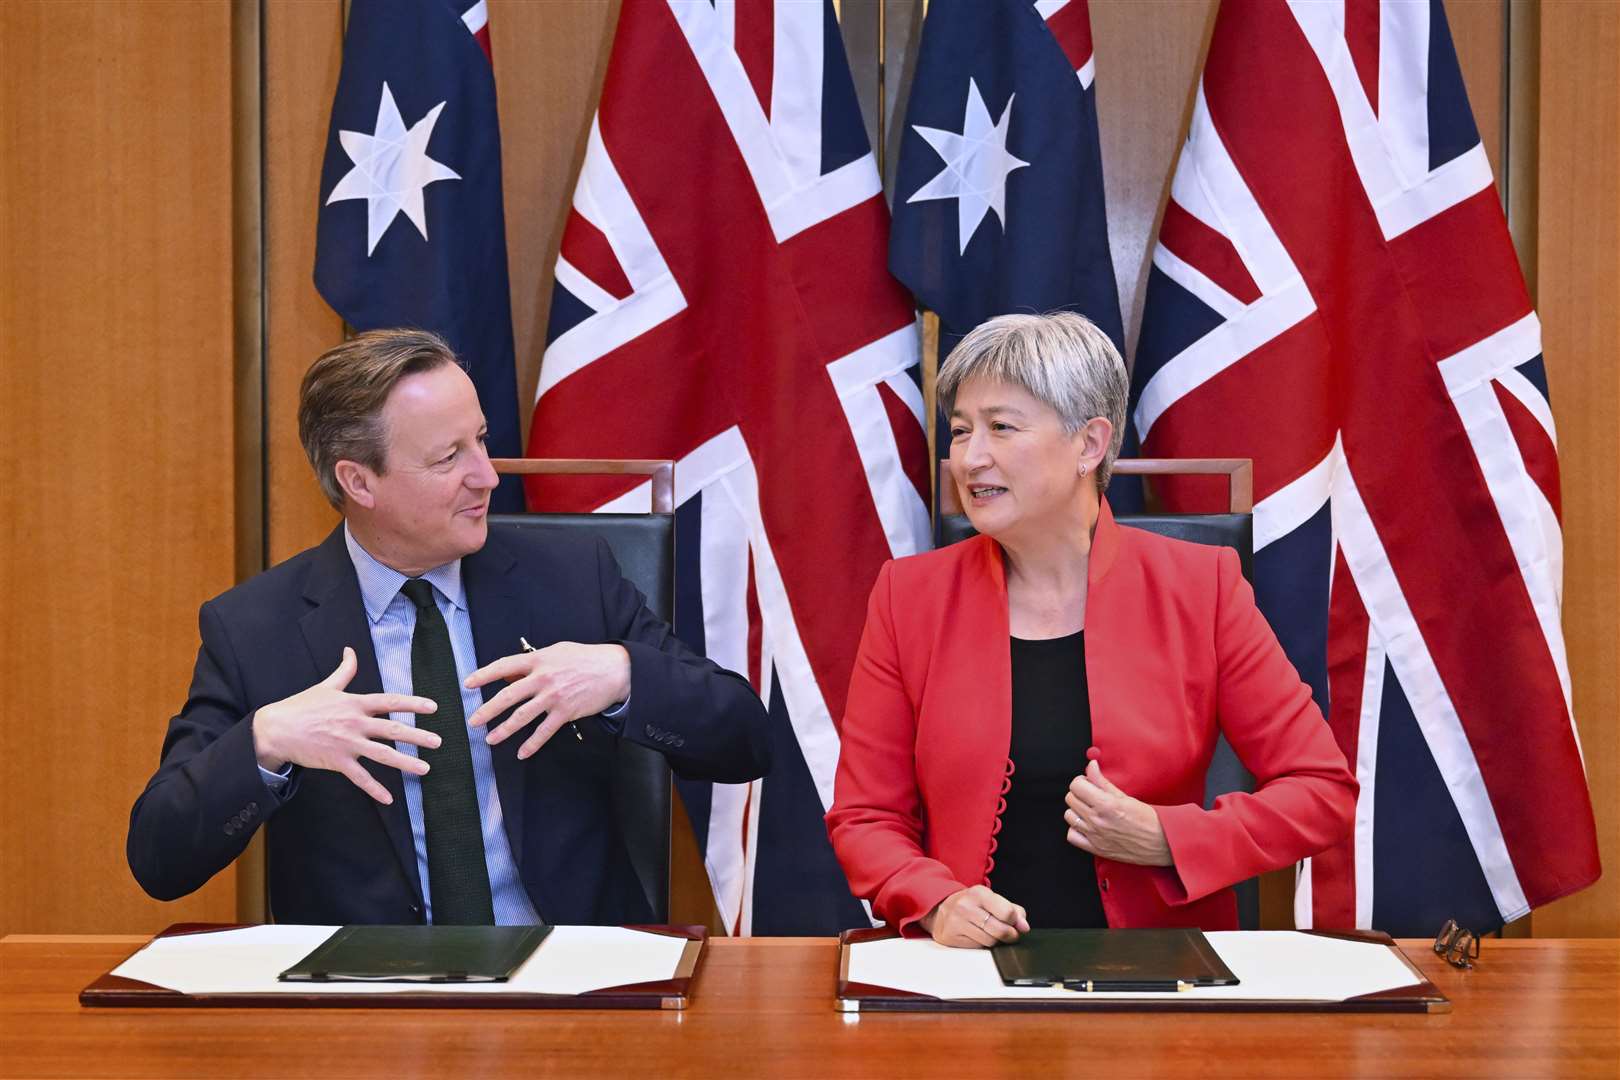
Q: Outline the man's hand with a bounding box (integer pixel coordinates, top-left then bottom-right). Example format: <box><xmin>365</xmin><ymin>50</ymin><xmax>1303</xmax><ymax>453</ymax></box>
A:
<box><xmin>251</xmin><ymin>646</ymin><xmax>442</xmax><ymax>805</ymax></box>
<box><xmin>1064</xmin><ymin>759</ymin><xmax>1173</xmax><ymax>866</ymax></box>
<box><xmin>465</xmin><ymin>642</ymin><xmax>631</xmax><ymax>760</ymax></box>
<box><xmin>919</xmin><ymin>885</ymin><xmax>1030</xmax><ymax>948</ymax></box>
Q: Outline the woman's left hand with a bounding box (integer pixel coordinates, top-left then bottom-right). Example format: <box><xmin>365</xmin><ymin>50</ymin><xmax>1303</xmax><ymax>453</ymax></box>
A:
<box><xmin>1065</xmin><ymin>760</ymin><xmax>1173</xmax><ymax>866</ymax></box>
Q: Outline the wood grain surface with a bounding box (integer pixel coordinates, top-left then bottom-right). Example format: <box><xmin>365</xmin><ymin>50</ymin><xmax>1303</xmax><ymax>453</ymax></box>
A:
<box><xmin>1533</xmin><ymin>0</ymin><xmax>1620</xmax><ymax>938</ymax></box>
<box><xmin>263</xmin><ymin>0</ymin><xmax>345</xmax><ymax>562</ymax></box>
<box><xmin>2</xmin><ymin>935</ymin><xmax>1615</xmax><ymax>1079</ymax></box>
<box><xmin>0</xmin><ymin>1</ymin><xmax>241</xmax><ymax>937</ymax></box>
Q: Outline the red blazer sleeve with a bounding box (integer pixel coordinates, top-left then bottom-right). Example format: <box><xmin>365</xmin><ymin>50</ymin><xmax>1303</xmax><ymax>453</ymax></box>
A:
<box><xmin>826</xmin><ymin>563</ymin><xmax>966</xmax><ymax>934</ymax></box>
<box><xmin>1153</xmin><ymin>547</ymin><xmax>1357</xmax><ymax>905</ymax></box>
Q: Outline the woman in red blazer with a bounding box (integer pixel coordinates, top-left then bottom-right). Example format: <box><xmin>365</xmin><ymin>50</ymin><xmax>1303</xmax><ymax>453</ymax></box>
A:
<box><xmin>826</xmin><ymin>313</ymin><xmax>1356</xmax><ymax>947</ymax></box>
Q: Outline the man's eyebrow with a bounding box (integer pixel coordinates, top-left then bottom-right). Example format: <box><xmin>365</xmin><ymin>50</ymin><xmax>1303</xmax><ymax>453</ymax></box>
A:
<box><xmin>427</xmin><ymin>426</ymin><xmax>489</xmax><ymax>458</ymax></box>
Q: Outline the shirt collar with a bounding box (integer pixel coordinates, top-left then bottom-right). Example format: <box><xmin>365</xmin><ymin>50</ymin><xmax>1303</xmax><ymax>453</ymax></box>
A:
<box><xmin>343</xmin><ymin>523</ymin><xmax>466</xmax><ymax>623</ymax></box>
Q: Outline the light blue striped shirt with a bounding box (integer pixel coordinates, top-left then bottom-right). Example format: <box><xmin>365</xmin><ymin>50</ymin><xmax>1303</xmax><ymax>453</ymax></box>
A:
<box><xmin>341</xmin><ymin>526</ymin><xmax>540</xmax><ymax>926</ymax></box>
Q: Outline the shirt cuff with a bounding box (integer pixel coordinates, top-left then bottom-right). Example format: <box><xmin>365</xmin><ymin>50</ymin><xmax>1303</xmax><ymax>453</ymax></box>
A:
<box><xmin>258</xmin><ymin>762</ymin><xmax>294</xmax><ymax>790</ymax></box>
<box><xmin>599</xmin><ymin>692</ymin><xmax>631</xmax><ymax>734</ymax></box>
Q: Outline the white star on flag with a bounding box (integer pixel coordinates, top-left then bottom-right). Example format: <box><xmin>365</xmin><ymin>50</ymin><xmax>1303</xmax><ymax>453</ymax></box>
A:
<box><xmin>906</xmin><ymin>78</ymin><xmax>1030</xmax><ymax>255</ymax></box>
<box><xmin>326</xmin><ymin>81</ymin><xmax>461</xmax><ymax>256</ymax></box>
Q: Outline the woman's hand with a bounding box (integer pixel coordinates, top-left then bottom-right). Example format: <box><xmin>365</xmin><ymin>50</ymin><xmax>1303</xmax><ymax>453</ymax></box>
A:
<box><xmin>1065</xmin><ymin>759</ymin><xmax>1173</xmax><ymax>866</ymax></box>
<box><xmin>919</xmin><ymin>885</ymin><xmax>1030</xmax><ymax>948</ymax></box>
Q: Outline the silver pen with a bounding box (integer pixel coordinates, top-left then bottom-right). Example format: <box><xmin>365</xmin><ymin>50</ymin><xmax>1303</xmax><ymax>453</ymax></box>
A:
<box><xmin>519</xmin><ymin>636</ymin><xmax>583</xmax><ymax>741</ymax></box>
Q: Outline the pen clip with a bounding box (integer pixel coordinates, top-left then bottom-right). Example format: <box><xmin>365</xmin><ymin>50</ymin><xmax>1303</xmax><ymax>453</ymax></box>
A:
<box><xmin>517</xmin><ymin>636</ymin><xmax>583</xmax><ymax>741</ymax></box>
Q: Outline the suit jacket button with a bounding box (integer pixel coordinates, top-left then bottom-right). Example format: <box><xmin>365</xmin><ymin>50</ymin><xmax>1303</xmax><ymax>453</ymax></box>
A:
<box><xmin>674</xmin><ymin>736</ymin><xmax>686</xmax><ymax>748</ymax></box>
<box><xmin>248</xmin><ymin>801</ymin><xmax>259</xmax><ymax>817</ymax></box>
<box><xmin>224</xmin><ymin>821</ymin><xmax>236</xmax><ymax>836</ymax></box>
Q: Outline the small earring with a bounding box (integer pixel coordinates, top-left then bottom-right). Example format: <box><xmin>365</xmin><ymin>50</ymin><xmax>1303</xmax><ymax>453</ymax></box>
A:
<box><xmin>1079</xmin><ymin>464</ymin><xmax>1089</xmax><ymax>477</ymax></box>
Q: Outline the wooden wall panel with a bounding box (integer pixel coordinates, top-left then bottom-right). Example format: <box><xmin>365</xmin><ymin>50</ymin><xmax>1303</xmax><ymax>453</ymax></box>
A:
<box><xmin>0</xmin><ymin>2</ymin><xmax>239</xmax><ymax>934</ymax></box>
<box><xmin>264</xmin><ymin>0</ymin><xmax>345</xmax><ymax>564</ymax></box>
<box><xmin>1533</xmin><ymin>0</ymin><xmax>1620</xmax><ymax>939</ymax></box>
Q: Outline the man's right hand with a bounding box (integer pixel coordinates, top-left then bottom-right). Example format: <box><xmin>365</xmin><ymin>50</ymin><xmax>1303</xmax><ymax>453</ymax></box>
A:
<box><xmin>919</xmin><ymin>885</ymin><xmax>1031</xmax><ymax>948</ymax></box>
<box><xmin>251</xmin><ymin>646</ymin><xmax>443</xmax><ymax>805</ymax></box>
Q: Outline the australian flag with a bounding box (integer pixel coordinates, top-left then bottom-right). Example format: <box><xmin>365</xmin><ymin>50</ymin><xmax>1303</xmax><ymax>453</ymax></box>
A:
<box><xmin>889</xmin><ymin>0</ymin><xmax>1125</xmax><ymax>363</ymax></box>
<box><xmin>315</xmin><ymin>0</ymin><xmax>524</xmax><ymax>511</ymax></box>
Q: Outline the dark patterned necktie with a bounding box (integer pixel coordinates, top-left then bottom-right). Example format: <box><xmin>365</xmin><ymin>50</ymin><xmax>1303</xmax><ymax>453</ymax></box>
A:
<box><xmin>401</xmin><ymin>578</ymin><xmax>494</xmax><ymax>925</ymax></box>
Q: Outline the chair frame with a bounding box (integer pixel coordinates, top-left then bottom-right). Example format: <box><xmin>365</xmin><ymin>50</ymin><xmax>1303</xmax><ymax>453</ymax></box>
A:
<box><xmin>938</xmin><ymin>457</ymin><xmax>1254</xmax><ymax>515</ymax></box>
<box><xmin>493</xmin><ymin>458</ymin><xmax>674</xmax><ymax>513</ymax></box>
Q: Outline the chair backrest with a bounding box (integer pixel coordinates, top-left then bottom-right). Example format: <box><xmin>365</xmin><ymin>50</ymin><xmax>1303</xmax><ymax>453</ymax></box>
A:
<box><xmin>937</xmin><ymin>459</ymin><xmax>1265</xmax><ymax>929</ymax></box>
<box><xmin>491</xmin><ymin>458</ymin><xmax>675</xmax><ymax>922</ymax></box>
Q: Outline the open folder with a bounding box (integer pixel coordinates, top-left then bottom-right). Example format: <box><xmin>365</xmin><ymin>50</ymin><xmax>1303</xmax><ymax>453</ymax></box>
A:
<box><xmin>837</xmin><ymin>927</ymin><xmax>1450</xmax><ymax>1013</ymax></box>
<box><xmin>81</xmin><ymin>923</ymin><xmax>708</xmax><ymax>1010</ymax></box>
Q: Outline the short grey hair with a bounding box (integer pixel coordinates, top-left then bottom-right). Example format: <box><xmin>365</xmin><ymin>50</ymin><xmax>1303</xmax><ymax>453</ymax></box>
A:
<box><xmin>298</xmin><ymin>328</ymin><xmax>461</xmax><ymax>509</ymax></box>
<box><xmin>936</xmin><ymin>311</ymin><xmax>1130</xmax><ymax>489</ymax></box>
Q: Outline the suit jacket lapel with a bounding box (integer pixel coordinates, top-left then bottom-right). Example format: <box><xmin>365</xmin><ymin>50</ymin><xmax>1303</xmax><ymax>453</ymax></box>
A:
<box><xmin>965</xmin><ymin>533</ymin><xmax>1015</xmax><ymax>756</ymax></box>
<box><xmin>298</xmin><ymin>525</ymin><xmax>422</xmax><ymax>906</ymax></box>
<box><xmin>1084</xmin><ymin>497</ymin><xmax>1124</xmax><ymax>767</ymax></box>
<box><xmin>462</xmin><ymin>531</ymin><xmax>530</xmax><ymax>864</ymax></box>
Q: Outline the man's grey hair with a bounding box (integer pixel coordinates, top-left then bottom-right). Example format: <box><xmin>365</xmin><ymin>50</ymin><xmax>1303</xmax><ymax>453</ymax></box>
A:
<box><xmin>298</xmin><ymin>328</ymin><xmax>461</xmax><ymax>510</ymax></box>
<box><xmin>936</xmin><ymin>311</ymin><xmax>1130</xmax><ymax>489</ymax></box>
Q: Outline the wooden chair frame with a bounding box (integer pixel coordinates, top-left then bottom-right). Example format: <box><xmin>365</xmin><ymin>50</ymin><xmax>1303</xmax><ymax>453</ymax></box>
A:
<box><xmin>938</xmin><ymin>457</ymin><xmax>1254</xmax><ymax>515</ymax></box>
<box><xmin>492</xmin><ymin>458</ymin><xmax>674</xmax><ymax>513</ymax></box>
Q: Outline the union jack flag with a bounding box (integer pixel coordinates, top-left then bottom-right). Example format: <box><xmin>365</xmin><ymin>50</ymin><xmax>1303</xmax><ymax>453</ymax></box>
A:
<box><xmin>524</xmin><ymin>1</ymin><xmax>930</xmax><ymax>934</ymax></box>
<box><xmin>1131</xmin><ymin>0</ymin><xmax>1600</xmax><ymax>935</ymax></box>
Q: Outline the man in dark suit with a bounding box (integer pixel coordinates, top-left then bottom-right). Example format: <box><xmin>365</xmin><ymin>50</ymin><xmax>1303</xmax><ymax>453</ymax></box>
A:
<box><xmin>128</xmin><ymin>329</ymin><xmax>770</xmax><ymax>925</ymax></box>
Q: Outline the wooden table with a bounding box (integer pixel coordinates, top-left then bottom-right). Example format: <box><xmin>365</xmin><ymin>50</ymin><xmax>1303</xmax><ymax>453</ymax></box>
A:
<box><xmin>2</xmin><ymin>935</ymin><xmax>1615</xmax><ymax>1078</ymax></box>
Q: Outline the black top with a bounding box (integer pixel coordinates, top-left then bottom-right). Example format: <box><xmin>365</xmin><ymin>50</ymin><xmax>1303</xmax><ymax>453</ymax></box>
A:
<box><xmin>991</xmin><ymin>631</ymin><xmax>1107</xmax><ymax>929</ymax></box>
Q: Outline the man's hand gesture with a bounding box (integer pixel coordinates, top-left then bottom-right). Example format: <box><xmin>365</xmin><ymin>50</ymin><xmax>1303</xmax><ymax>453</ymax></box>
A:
<box><xmin>251</xmin><ymin>646</ymin><xmax>443</xmax><ymax>804</ymax></box>
<box><xmin>466</xmin><ymin>642</ymin><xmax>631</xmax><ymax>760</ymax></box>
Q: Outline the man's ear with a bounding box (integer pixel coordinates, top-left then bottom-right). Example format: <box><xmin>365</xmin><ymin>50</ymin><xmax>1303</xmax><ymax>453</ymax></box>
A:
<box><xmin>333</xmin><ymin>459</ymin><xmax>377</xmax><ymax>510</ymax></box>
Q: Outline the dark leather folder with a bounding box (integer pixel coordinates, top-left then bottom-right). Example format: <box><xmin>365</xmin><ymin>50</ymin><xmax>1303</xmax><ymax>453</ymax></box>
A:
<box><xmin>992</xmin><ymin>929</ymin><xmax>1238</xmax><ymax>990</ymax></box>
<box><xmin>278</xmin><ymin>925</ymin><xmax>550</xmax><ymax>983</ymax></box>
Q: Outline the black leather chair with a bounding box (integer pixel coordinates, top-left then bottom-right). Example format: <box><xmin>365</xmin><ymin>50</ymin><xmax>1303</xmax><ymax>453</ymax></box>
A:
<box><xmin>492</xmin><ymin>458</ymin><xmax>676</xmax><ymax>922</ymax></box>
<box><xmin>936</xmin><ymin>459</ymin><xmax>1269</xmax><ymax>929</ymax></box>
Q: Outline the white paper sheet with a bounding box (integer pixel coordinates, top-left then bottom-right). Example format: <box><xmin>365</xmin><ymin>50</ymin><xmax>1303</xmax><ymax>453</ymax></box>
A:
<box><xmin>845</xmin><ymin>931</ymin><xmax>1422</xmax><ymax>1003</ymax></box>
<box><xmin>110</xmin><ymin>925</ymin><xmax>691</xmax><ymax>997</ymax></box>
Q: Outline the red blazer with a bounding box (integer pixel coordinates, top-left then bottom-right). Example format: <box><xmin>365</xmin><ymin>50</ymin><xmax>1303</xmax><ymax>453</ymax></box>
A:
<box><xmin>826</xmin><ymin>500</ymin><xmax>1356</xmax><ymax>934</ymax></box>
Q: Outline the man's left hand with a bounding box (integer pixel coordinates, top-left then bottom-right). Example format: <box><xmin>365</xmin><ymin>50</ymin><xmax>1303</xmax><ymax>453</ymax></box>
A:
<box><xmin>465</xmin><ymin>642</ymin><xmax>631</xmax><ymax>759</ymax></box>
<box><xmin>1064</xmin><ymin>759</ymin><xmax>1174</xmax><ymax>867</ymax></box>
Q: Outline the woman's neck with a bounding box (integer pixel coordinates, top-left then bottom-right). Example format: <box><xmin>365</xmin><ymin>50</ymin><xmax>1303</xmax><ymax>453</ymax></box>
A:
<box><xmin>999</xmin><ymin>491</ymin><xmax>1101</xmax><ymax>637</ymax></box>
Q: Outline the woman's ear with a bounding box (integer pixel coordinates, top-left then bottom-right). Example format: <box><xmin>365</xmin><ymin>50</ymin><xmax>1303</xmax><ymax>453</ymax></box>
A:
<box><xmin>1078</xmin><ymin>417</ymin><xmax>1113</xmax><ymax>477</ymax></box>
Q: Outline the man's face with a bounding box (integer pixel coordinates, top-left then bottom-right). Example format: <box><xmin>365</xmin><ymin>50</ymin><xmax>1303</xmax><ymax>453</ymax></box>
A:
<box><xmin>352</xmin><ymin>363</ymin><xmax>498</xmax><ymax>574</ymax></box>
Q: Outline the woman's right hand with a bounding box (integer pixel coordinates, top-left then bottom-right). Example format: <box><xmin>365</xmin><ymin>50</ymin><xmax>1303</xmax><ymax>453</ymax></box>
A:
<box><xmin>919</xmin><ymin>885</ymin><xmax>1030</xmax><ymax>948</ymax></box>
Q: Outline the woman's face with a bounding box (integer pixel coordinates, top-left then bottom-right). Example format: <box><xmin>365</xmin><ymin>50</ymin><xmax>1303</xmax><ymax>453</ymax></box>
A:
<box><xmin>948</xmin><ymin>376</ymin><xmax>1098</xmax><ymax>542</ymax></box>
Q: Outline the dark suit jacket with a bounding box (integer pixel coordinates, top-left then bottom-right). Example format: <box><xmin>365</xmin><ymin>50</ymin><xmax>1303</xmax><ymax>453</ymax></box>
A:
<box><xmin>128</xmin><ymin>524</ymin><xmax>770</xmax><ymax>924</ymax></box>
